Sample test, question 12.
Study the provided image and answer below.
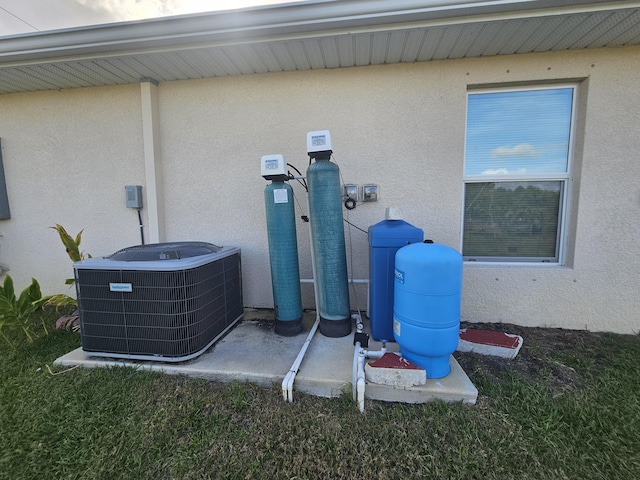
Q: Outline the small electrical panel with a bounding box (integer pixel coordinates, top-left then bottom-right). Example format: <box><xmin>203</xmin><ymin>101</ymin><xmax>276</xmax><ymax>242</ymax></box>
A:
<box><xmin>343</xmin><ymin>184</ymin><xmax>358</xmax><ymax>200</ymax></box>
<box><xmin>125</xmin><ymin>185</ymin><xmax>143</xmax><ymax>209</ymax></box>
<box><xmin>307</xmin><ymin>130</ymin><xmax>332</xmax><ymax>156</ymax></box>
<box><xmin>362</xmin><ymin>184</ymin><xmax>379</xmax><ymax>202</ymax></box>
<box><xmin>261</xmin><ymin>154</ymin><xmax>288</xmax><ymax>181</ymax></box>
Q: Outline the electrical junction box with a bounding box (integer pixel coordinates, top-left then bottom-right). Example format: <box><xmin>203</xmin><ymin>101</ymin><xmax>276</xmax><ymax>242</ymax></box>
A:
<box><xmin>261</xmin><ymin>154</ymin><xmax>288</xmax><ymax>181</ymax></box>
<box><xmin>125</xmin><ymin>185</ymin><xmax>143</xmax><ymax>209</ymax></box>
<box><xmin>363</xmin><ymin>184</ymin><xmax>379</xmax><ymax>202</ymax></box>
<box><xmin>307</xmin><ymin>130</ymin><xmax>332</xmax><ymax>156</ymax></box>
<box><xmin>344</xmin><ymin>184</ymin><xmax>358</xmax><ymax>200</ymax></box>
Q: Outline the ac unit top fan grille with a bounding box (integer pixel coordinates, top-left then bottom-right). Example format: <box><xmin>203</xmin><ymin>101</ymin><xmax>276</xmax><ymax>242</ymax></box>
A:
<box><xmin>107</xmin><ymin>241</ymin><xmax>222</xmax><ymax>262</ymax></box>
<box><xmin>74</xmin><ymin>242</ymin><xmax>243</xmax><ymax>362</ymax></box>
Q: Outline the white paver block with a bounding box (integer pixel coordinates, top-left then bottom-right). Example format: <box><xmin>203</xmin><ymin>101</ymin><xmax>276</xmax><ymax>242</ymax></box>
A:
<box><xmin>457</xmin><ymin>328</ymin><xmax>523</xmax><ymax>359</ymax></box>
<box><xmin>365</xmin><ymin>352</ymin><xmax>426</xmax><ymax>387</ymax></box>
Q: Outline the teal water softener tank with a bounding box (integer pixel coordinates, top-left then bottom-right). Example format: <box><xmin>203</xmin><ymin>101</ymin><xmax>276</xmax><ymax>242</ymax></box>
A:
<box><xmin>368</xmin><ymin>210</ymin><xmax>423</xmax><ymax>341</ymax></box>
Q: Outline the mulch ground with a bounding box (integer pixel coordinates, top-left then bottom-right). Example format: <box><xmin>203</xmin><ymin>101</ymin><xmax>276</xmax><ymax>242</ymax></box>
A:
<box><xmin>454</xmin><ymin>321</ymin><xmax>609</xmax><ymax>396</ymax></box>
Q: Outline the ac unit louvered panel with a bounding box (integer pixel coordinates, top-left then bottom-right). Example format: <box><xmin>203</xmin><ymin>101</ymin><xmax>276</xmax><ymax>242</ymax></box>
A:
<box><xmin>75</xmin><ymin>244</ymin><xmax>243</xmax><ymax>362</ymax></box>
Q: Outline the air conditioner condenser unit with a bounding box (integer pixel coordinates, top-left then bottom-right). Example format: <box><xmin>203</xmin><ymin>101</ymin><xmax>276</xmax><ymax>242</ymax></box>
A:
<box><xmin>74</xmin><ymin>242</ymin><xmax>243</xmax><ymax>362</ymax></box>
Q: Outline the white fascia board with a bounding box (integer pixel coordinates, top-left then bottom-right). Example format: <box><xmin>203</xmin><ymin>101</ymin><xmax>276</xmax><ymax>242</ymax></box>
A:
<box><xmin>0</xmin><ymin>0</ymin><xmax>632</xmax><ymax>65</ymax></box>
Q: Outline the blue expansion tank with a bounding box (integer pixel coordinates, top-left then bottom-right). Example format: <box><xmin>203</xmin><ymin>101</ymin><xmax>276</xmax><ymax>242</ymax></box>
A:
<box><xmin>393</xmin><ymin>242</ymin><xmax>462</xmax><ymax>378</ymax></box>
<box><xmin>368</xmin><ymin>219</ymin><xmax>423</xmax><ymax>341</ymax></box>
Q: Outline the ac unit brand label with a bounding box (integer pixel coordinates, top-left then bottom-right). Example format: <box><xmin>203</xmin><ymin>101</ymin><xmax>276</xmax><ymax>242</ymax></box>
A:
<box><xmin>394</xmin><ymin>269</ymin><xmax>404</xmax><ymax>284</ymax></box>
<box><xmin>109</xmin><ymin>283</ymin><xmax>133</xmax><ymax>292</ymax></box>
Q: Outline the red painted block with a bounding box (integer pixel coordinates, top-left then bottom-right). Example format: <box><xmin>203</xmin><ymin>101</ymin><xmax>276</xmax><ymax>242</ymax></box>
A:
<box><xmin>365</xmin><ymin>352</ymin><xmax>426</xmax><ymax>387</ymax></box>
<box><xmin>457</xmin><ymin>328</ymin><xmax>523</xmax><ymax>359</ymax></box>
<box><xmin>459</xmin><ymin>329</ymin><xmax>521</xmax><ymax>349</ymax></box>
<box><xmin>368</xmin><ymin>352</ymin><xmax>422</xmax><ymax>370</ymax></box>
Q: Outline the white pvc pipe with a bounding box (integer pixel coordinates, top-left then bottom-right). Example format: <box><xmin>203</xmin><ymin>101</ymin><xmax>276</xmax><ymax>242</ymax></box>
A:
<box><xmin>352</xmin><ymin>340</ymin><xmax>387</xmax><ymax>413</ymax></box>
<box><xmin>357</xmin><ymin>350</ymin><xmax>366</xmax><ymax>413</ymax></box>
<box><xmin>352</xmin><ymin>341</ymin><xmax>361</xmax><ymax>401</ymax></box>
<box><xmin>281</xmin><ymin>191</ymin><xmax>322</xmax><ymax>403</ymax></box>
<box><xmin>282</xmin><ymin>313</ymin><xmax>320</xmax><ymax>402</ymax></box>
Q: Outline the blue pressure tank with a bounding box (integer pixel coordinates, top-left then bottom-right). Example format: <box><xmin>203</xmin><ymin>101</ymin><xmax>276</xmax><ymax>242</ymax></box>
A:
<box><xmin>264</xmin><ymin>181</ymin><xmax>303</xmax><ymax>336</ymax></box>
<box><xmin>393</xmin><ymin>242</ymin><xmax>462</xmax><ymax>378</ymax></box>
<box><xmin>368</xmin><ymin>218</ymin><xmax>423</xmax><ymax>341</ymax></box>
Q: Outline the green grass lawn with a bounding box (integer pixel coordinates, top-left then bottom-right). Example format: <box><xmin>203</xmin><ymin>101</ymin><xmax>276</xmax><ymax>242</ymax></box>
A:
<box><xmin>1</xmin><ymin>310</ymin><xmax>639</xmax><ymax>479</ymax></box>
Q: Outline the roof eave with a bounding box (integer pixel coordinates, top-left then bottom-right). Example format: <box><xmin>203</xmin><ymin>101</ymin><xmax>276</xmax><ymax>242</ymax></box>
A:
<box><xmin>0</xmin><ymin>0</ymin><xmax>624</xmax><ymax>64</ymax></box>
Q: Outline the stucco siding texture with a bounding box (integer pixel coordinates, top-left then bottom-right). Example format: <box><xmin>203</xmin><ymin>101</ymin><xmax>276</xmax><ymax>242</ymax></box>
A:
<box><xmin>0</xmin><ymin>46</ymin><xmax>638</xmax><ymax>333</ymax></box>
<box><xmin>0</xmin><ymin>85</ymin><xmax>145</xmax><ymax>296</ymax></box>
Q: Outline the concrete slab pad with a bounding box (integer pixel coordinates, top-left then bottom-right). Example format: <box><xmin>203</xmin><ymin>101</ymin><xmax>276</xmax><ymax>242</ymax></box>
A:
<box><xmin>54</xmin><ymin>309</ymin><xmax>478</xmax><ymax>406</ymax></box>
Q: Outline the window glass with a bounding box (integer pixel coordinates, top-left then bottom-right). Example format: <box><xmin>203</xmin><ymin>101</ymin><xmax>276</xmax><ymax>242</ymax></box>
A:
<box><xmin>463</xmin><ymin>181</ymin><xmax>562</xmax><ymax>259</ymax></box>
<box><xmin>463</xmin><ymin>87</ymin><xmax>574</xmax><ymax>263</ymax></box>
<box><xmin>465</xmin><ymin>88</ymin><xmax>573</xmax><ymax>176</ymax></box>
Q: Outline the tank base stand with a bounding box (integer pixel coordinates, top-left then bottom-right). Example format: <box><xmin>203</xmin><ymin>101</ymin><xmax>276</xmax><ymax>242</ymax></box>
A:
<box><xmin>319</xmin><ymin>316</ymin><xmax>352</xmax><ymax>338</ymax></box>
<box><xmin>400</xmin><ymin>351</ymin><xmax>451</xmax><ymax>379</ymax></box>
<box><xmin>274</xmin><ymin>317</ymin><xmax>304</xmax><ymax>337</ymax></box>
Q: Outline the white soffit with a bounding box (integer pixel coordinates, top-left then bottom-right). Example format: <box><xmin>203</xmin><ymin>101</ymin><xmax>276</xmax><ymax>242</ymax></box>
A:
<box><xmin>0</xmin><ymin>0</ymin><xmax>639</xmax><ymax>94</ymax></box>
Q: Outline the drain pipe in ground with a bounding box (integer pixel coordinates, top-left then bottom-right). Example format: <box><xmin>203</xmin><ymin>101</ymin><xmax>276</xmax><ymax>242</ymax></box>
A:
<box><xmin>352</xmin><ymin>319</ymin><xmax>387</xmax><ymax>413</ymax></box>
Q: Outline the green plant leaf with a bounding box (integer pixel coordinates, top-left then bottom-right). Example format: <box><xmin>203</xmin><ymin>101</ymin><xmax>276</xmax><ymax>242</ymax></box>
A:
<box><xmin>0</xmin><ymin>296</ymin><xmax>16</xmax><ymax>317</ymax></box>
<box><xmin>16</xmin><ymin>278</ymin><xmax>43</xmax><ymax>318</ymax></box>
<box><xmin>2</xmin><ymin>275</ymin><xmax>15</xmax><ymax>304</ymax></box>
<box><xmin>43</xmin><ymin>294</ymin><xmax>78</xmax><ymax>310</ymax></box>
<box><xmin>0</xmin><ymin>315</ymin><xmax>20</xmax><ymax>327</ymax></box>
<box><xmin>51</xmin><ymin>224</ymin><xmax>84</xmax><ymax>263</ymax></box>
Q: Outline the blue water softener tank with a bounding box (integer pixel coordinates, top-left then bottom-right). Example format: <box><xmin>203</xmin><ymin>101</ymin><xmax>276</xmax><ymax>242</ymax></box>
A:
<box><xmin>393</xmin><ymin>242</ymin><xmax>463</xmax><ymax>378</ymax></box>
<box><xmin>368</xmin><ymin>210</ymin><xmax>423</xmax><ymax>341</ymax></box>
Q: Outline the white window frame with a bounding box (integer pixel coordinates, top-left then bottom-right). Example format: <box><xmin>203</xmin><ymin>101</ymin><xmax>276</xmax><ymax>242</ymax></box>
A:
<box><xmin>461</xmin><ymin>83</ymin><xmax>577</xmax><ymax>266</ymax></box>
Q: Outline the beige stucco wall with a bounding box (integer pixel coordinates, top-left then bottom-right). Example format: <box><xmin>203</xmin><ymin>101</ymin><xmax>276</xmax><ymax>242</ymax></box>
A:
<box><xmin>0</xmin><ymin>45</ymin><xmax>638</xmax><ymax>333</ymax></box>
<box><xmin>0</xmin><ymin>85</ymin><xmax>146</xmax><ymax>296</ymax></box>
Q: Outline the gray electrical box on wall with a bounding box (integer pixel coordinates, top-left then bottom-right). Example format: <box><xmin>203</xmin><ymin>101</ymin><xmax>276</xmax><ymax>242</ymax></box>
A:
<box><xmin>0</xmin><ymin>139</ymin><xmax>11</xmax><ymax>219</ymax></box>
<box><xmin>125</xmin><ymin>185</ymin><xmax>143</xmax><ymax>209</ymax></box>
